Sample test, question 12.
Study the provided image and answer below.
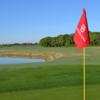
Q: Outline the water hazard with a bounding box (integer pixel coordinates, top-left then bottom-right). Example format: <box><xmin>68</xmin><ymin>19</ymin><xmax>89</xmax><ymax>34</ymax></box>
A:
<box><xmin>0</xmin><ymin>57</ymin><xmax>45</xmax><ymax>64</ymax></box>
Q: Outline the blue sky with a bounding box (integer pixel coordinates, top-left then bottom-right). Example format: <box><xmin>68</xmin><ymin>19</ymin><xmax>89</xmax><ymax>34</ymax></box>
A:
<box><xmin>0</xmin><ymin>0</ymin><xmax>100</xmax><ymax>44</ymax></box>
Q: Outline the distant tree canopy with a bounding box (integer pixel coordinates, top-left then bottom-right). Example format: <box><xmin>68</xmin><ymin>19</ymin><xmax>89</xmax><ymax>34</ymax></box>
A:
<box><xmin>39</xmin><ymin>32</ymin><xmax>100</xmax><ymax>47</ymax></box>
<box><xmin>0</xmin><ymin>32</ymin><xmax>100</xmax><ymax>47</ymax></box>
<box><xmin>0</xmin><ymin>43</ymin><xmax>38</xmax><ymax>47</ymax></box>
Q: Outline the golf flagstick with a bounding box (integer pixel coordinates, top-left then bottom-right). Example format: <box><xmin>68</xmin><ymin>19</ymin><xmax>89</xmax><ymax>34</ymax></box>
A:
<box><xmin>73</xmin><ymin>9</ymin><xmax>90</xmax><ymax>100</ymax></box>
<box><xmin>83</xmin><ymin>48</ymin><xmax>86</xmax><ymax>100</ymax></box>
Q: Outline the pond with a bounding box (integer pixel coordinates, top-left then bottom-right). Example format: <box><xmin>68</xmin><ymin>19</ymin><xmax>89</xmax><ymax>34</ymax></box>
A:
<box><xmin>0</xmin><ymin>57</ymin><xmax>46</xmax><ymax>64</ymax></box>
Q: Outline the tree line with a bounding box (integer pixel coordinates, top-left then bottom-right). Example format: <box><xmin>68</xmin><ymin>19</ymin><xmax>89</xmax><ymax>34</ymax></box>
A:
<box><xmin>0</xmin><ymin>43</ymin><xmax>38</xmax><ymax>47</ymax></box>
<box><xmin>0</xmin><ymin>32</ymin><xmax>100</xmax><ymax>47</ymax></box>
<box><xmin>39</xmin><ymin>32</ymin><xmax>100</xmax><ymax>47</ymax></box>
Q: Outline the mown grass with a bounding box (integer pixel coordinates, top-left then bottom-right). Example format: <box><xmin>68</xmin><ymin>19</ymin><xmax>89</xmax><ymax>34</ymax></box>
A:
<box><xmin>0</xmin><ymin>46</ymin><xmax>100</xmax><ymax>100</ymax></box>
<box><xmin>0</xmin><ymin>63</ymin><xmax>100</xmax><ymax>100</ymax></box>
<box><xmin>0</xmin><ymin>86</ymin><xmax>83</xmax><ymax>100</ymax></box>
<box><xmin>0</xmin><ymin>64</ymin><xmax>83</xmax><ymax>92</ymax></box>
<box><xmin>0</xmin><ymin>85</ymin><xmax>100</xmax><ymax>100</ymax></box>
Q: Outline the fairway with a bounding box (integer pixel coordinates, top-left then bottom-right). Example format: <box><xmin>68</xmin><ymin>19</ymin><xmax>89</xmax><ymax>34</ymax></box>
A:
<box><xmin>0</xmin><ymin>46</ymin><xmax>100</xmax><ymax>100</ymax></box>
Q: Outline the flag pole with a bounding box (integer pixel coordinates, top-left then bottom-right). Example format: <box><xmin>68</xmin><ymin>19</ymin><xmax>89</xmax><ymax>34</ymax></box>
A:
<box><xmin>83</xmin><ymin>48</ymin><xmax>86</xmax><ymax>100</ymax></box>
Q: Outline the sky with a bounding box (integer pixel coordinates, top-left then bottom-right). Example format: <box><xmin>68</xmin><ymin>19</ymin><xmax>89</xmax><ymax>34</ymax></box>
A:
<box><xmin>0</xmin><ymin>0</ymin><xmax>100</xmax><ymax>44</ymax></box>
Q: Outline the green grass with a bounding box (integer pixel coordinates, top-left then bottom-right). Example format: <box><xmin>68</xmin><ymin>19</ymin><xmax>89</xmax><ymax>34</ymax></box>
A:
<box><xmin>0</xmin><ymin>64</ymin><xmax>100</xmax><ymax>100</ymax></box>
<box><xmin>0</xmin><ymin>64</ymin><xmax>83</xmax><ymax>92</ymax></box>
<box><xmin>0</xmin><ymin>85</ymin><xmax>100</xmax><ymax>100</ymax></box>
<box><xmin>0</xmin><ymin>86</ymin><xmax>83</xmax><ymax>100</ymax></box>
<box><xmin>0</xmin><ymin>46</ymin><xmax>100</xmax><ymax>100</ymax></box>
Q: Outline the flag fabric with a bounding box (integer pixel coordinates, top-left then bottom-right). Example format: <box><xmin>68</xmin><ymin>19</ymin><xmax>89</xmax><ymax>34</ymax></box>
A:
<box><xmin>73</xmin><ymin>9</ymin><xmax>90</xmax><ymax>48</ymax></box>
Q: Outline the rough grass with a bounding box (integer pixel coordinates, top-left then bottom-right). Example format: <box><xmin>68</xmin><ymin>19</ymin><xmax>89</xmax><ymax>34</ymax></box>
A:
<box><xmin>0</xmin><ymin>46</ymin><xmax>100</xmax><ymax>63</ymax></box>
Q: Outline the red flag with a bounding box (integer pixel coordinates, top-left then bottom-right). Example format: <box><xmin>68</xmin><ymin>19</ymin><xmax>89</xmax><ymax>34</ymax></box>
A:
<box><xmin>73</xmin><ymin>9</ymin><xmax>90</xmax><ymax>48</ymax></box>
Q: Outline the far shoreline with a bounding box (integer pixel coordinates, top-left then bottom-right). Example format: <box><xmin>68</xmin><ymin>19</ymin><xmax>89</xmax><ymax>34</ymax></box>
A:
<box><xmin>0</xmin><ymin>52</ymin><xmax>64</xmax><ymax>62</ymax></box>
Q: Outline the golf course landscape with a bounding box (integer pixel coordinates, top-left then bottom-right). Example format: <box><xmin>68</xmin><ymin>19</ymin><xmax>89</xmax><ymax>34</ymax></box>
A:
<box><xmin>0</xmin><ymin>0</ymin><xmax>100</xmax><ymax>100</ymax></box>
<box><xmin>0</xmin><ymin>45</ymin><xmax>100</xmax><ymax>100</ymax></box>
